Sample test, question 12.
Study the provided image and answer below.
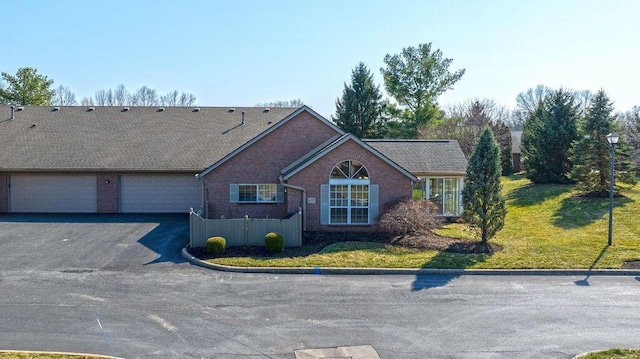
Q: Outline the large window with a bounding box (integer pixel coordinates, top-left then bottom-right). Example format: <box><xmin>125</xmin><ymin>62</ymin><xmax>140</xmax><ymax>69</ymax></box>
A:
<box><xmin>329</xmin><ymin>160</ymin><xmax>370</xmax><ymax>224</ymax></box>
<box><xmin>426</xmin><ymin>177</ymin><xmax>462</xmax><ymax>216</ymax></box>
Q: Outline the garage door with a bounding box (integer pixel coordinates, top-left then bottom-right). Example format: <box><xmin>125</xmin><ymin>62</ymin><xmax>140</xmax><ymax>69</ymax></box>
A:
<box><xmin>120</xmin><ymin>174</ymin><xmax>202</xmax><ymax>213</ymax></box>
<box><xmin>10</xmin><ymin>174</ymin><xmax>97</xmax><ymax>213</ymax></box>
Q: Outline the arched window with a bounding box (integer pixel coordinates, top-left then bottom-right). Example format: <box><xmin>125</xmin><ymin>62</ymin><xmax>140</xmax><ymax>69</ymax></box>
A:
<box><xmin>327</xmin><ymin>160</ymin><xmax>371</xmax><ymax>224</ymax></box>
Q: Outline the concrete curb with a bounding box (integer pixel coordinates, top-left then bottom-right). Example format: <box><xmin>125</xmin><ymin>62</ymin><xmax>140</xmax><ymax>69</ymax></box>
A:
<box><xmin>181</xmin><ymin>247</ymin><xmax>640</xmax><ymax>276</ymax></box>
<box><xmin>0</xmin><ymin>350</ymin><xmax>123</xmax><ymax>358</ymax></box>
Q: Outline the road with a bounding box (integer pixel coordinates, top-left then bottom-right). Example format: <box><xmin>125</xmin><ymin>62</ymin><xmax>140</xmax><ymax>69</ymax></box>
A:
<box><xmin>0</xmin><ymin>215</ymin><xmax>639</xmax><ymax>358</ymax></box>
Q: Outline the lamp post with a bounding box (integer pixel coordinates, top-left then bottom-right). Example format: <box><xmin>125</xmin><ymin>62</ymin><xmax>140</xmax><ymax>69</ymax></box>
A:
<box><xmin>606</xmin><ymin>132</ymin><xmax>619</xmax><ymax>246</ymax></box>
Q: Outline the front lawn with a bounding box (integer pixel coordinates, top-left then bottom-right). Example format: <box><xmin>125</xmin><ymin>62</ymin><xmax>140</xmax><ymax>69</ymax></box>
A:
<box><xmin>202</xmin><ymin>175</ymin><xmax>640</xmax><ymax>269</ymax></box>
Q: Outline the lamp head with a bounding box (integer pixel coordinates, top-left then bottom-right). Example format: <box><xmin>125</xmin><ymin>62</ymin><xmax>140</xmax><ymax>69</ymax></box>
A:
<box><xmin>606</xmin><ymin>132</ymin><xmax>619</xmax><ymax>145</ymax></box>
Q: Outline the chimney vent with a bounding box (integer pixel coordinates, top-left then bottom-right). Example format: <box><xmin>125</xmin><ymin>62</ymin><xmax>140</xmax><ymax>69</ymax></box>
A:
<box><xmin>228</xmin><ymin>108</ymin><xmax>235</xmax><ymax>113</ymax></box>
<box><xmin>10</xmin><ymin>106</ymin><xmax>14</xmax><ymax>120</ymax></box>
<box><xmin>87</xmin><ymin>107</ymin><xmax>95</xmax><ymax>112</ymax></box>
<box><xmin>241</xmin><ymin>111</ymin><xmax>245</xmax><ymax>126</ymax></box>
<box><xmin>192</xmin><ymin>107</ymin><xmax>200</xmax><ymax>112</ymax></box>
<box><xmin>157</xmin><ymin>107</ymin><xmax>165</xmax><ymax>112</ymax></box>
<box><xmin>122</xmin><ymin>107</ymin><xmax>130</xmax><ymax>112</ymax></box>
<box><xmin>53</xmin><ymin>107</ymin><xmax>60</xmax><ymax>111</ymax></box>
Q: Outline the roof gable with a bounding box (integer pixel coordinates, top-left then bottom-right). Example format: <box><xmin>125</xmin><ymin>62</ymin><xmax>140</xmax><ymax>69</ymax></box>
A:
<box><xmin>281</xmin><ymin>134</ymin><xmax>418</xmax><ymax>182</ymax></box>
<box><xmin>198</xmin><ymin>106</ymin><xmax>343</xmax><ymax>177</ymax></box>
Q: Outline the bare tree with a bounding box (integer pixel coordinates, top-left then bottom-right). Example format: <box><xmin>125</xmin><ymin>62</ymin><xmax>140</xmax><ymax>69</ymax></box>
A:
<box><xmin>52</xmin><ymin>85</ymin><xmax>77</xmax><ymax>105</ymax></box>
<box><xmin>511</xmin><ymin>85</ymin><xmax>553</xmax><ymax>130</ymax></box>
<box><xmin>113</xmin><ymin>84</ymin><xmax>129</xmax><ymax>106</ymax></box>
<box><xmin>131</xmin><ymin>86</ymin><xmax>158</xmax><ymax>106</ymax></box>
<box><xmin>178</xmin><ymin>92</ymin><xmax>196</xmax><ymax>106</ymax></box>
<box><xmin>160</xmin><ymin>90</ymin><xmax>179</xmax><ymax>106</ymax></box>
<box><xmin>619</xmin><ymin>106</ymin><xmax>640</xmax><ymax>173</ymax></box>
<box><xmin>80</xmin><ymin>97</ymin><xmax>94</xmax><ymax>106</ymax></box>
<box><xmin>573</xmin><ymin>89</ymin><xmax>594</xmax><ymax>117</ymax></box>
<box><xmin>255</xmin><ymin>99</ymin><xmax>305</xmax><ymax>107</ymax></box>
<box><xmin>94</xmin><ymin>89</ymin><xmax>108</xmax><ymax>106</ymax></box>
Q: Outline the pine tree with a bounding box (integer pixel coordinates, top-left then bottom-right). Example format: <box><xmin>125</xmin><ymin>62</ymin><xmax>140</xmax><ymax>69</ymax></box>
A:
<box><xmin>0</xmin><ymin>67</ymin><xmax>55</xmax><ymax>105</ymax></box>
<box><xmin>492</xmin><ymin>121</ymin><xmax>514</xmax><ymax>176</ymax></box>
<box><xmin>462</xmin><ymin>128</ymin><xmax>507</xmax><ymax>243</ymax></box>
<box><xmin>332</xmin><ymin>62</ymin><xmax>384</xmax><ymax>138</ymax></box>
<box><xmin>571</xmin><ymin>90</ymin><xmax>637</xmax><ymax>195</ymax></box>
<box><xmin>521</xmin><ymin>89</ymin><xmax>579</xmax><ymax>183</ymax></box>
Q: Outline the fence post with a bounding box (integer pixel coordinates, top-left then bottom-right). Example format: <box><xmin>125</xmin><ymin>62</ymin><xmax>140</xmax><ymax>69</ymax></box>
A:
<box><xmin>244</xmin><ymin>215</ymin><xmax>249</xmax><ymax>246</ymax></box>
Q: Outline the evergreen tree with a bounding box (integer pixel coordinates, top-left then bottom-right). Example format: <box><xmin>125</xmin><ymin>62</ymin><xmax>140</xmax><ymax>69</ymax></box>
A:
<box><xmin>492</xmin><ymin>121</ymin><xmax>514</xmax><ymax>176</ymax></box>
<box><xmin>521</xmin><ymin>89</ymin><xmax>579</xmax><ymax>183</ymax></box>
<box><xmin>571</xmin><ymin>90</ymin><xmax>637</xmax><ymax>195</ymax></box>
<box><xmin>333</xmin><ymin>62</ymin><xmax>384</xmax><ymax>138</ymax></box>
<box><xmin>462</xmin><ymin>128</ymin><xmax>507</xmax><ymax>243</ymax></box>
<box><xmin>381</xmin><ymin>42</ymin><xmax>465</xmax><ymax>137</ymax></box>
<box><xmin>0</xmin><ymin>67</ymin><xmax>55</xmax><ymax>105</ymax></box>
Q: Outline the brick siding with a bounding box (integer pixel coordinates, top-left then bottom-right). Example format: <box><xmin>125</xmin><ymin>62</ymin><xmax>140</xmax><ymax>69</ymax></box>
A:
<box><xmin>286</xmin><ymin>139</ymin><xmax>413</xmax><ymax>232</ymax></box>
<box><xmin>201</xmin><ymin>111</ymin><xmax>340</xmax><ymax>219</ymax></box>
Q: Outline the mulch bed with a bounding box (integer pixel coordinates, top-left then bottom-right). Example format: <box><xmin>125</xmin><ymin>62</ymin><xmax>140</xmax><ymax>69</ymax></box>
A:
<box><xmin>188</xmin><ymin>230</ymin><xmax>502</xmax><ymax>260</ymax></box>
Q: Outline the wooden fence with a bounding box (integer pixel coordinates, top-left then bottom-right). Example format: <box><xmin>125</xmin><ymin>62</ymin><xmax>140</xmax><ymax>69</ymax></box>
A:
<box><xmin>189</xmin><ymin>209</ymin><xmax>303</xmax><ymax>248</ymax></box>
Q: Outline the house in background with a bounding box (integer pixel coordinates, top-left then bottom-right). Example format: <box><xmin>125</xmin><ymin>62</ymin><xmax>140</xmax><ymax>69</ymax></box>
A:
<box><xmin>0</xmin><ymin>105</ymin><xmax>467</xmax><ymax>231</ymax></box>
<box><xmin>511</xmin><ymin>130</ymin><xmax>523</xmax><ymax>173</ymax></box>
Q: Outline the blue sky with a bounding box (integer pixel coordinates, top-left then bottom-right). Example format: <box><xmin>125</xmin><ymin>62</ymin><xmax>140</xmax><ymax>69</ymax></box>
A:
<box><xmin>2</xmin><ymin>0</ymin><xmax>638</xmax><ymax>118</ymax></box>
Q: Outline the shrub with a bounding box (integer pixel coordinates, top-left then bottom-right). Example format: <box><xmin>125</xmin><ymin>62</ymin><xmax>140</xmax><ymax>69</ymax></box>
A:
<box><xmin>264</xmin><ymin>232</ymin><xmax>285</xmax><ymax>253</ymax></box>
<box><xmin>206</xmin><ymin>236</ymin><xmax>226</xmax><ymax>255</ymax></box>
<box><xmin>378</xmin><ymin>199</ymin><xmax>443</xmax><ymax>235</ymax></box>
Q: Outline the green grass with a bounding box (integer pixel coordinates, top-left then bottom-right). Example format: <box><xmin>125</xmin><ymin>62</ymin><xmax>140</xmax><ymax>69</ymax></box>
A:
<box><xmin>580</xmin><ymin>348</ymin><xmax>640</xmax><ymax>358</ymax></box>
<box><xmin>208</xmin><ymin>175</ymin><xmax>640</xmax><ymax>269</ymax></box>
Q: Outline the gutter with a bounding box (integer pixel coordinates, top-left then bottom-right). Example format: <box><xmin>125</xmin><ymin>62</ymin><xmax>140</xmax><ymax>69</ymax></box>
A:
<box><xmin>195</xmin><ymin>173</ymin><xmax>209</xmax><ymax>218</ymax></box>
<box><xmin>279</xmin><ymin>175</ymin><xmax>307</xmax><ymax>231</ymax></box>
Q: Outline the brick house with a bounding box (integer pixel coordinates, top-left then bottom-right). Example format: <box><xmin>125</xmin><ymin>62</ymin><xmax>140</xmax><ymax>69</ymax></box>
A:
<box><xmin>0</xmin><ymin>105</ymin><xmax>466</xmax><ymax>231</ymax></box>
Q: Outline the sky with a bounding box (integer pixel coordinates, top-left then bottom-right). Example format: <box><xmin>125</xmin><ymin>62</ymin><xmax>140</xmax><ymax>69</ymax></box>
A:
<box><xmin>1</xmin><ymin>0</ymin><xmax>639</xmax><ymax>119</ymax></box>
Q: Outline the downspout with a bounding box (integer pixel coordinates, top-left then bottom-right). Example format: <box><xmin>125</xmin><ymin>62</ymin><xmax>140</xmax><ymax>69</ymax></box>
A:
<box><xmin>195</xmin><ymin>174</ymin><xmax>209</xmax><ymax>218</ymax></box>
<box><xmin>279</xmin><ymin>175</ymin><xmax>306</xmax><ymax>231</ymax></box>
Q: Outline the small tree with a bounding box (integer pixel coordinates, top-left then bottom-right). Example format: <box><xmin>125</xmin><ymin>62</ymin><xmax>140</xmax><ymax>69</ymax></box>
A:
<box><xmin>462</xmin><ymin>128</ymin><xmax>507</xmax><ymax>243</ymax></box>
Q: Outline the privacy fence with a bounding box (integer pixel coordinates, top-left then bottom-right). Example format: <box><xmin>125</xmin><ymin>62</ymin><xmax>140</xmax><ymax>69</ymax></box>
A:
<box><xmin>189</xmin><ymin>209</ymin><xmax>303</xmax><ymax>248</ymax></box>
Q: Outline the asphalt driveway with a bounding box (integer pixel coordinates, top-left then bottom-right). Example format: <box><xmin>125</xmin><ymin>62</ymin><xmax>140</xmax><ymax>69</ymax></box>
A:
<box><xmin>0</xmin><ymin>213</ymin><xmax>190</xmax><ymax>272</ymax></box>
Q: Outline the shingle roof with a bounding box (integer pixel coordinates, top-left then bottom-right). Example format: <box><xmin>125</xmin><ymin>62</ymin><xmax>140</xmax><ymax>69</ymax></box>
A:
<box><xmin>364</xmin><ymin>139</ymin><xmax>467</xmax><ymax>176</ymax></box>
<box><xmin>0</xmin><ymin>106</ymin><xmax>297</xmax><ymax>172</ymax></box>
<box><xmin>281</xmin><ymin>134</ymin><xmax>417</xmax><ymax>182</ymax></box>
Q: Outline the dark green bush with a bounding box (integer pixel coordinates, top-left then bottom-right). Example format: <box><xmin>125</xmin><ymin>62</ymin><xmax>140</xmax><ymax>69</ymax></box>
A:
<box><xmin>206</xmin><ymin>236</ymin><xmax>226</xmax><ymax>255</ymax></box>
<box><xmin>264</xmin><ymin>232</ymin><xmax>284</xmax><ymax>253</ymax></box>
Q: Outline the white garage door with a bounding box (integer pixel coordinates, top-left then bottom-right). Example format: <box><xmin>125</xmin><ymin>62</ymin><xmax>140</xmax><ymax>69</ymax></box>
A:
<box><xmin>10</xmin><ymin>174</ymin><xmax>97</xmax><ymax>213</ymax></box>
<box><xmin>120</xmin><ymin>174</ymin><xmax>202</xmax><ymax>213</ymax></box>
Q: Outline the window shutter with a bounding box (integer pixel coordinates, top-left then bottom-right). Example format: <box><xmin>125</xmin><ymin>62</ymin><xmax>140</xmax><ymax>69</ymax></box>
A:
<box><xmin>229</xmin><ymin>184</ymin><xmax>239</xmax><ymax>203</ymax></box>
<box><xmin>276</xmin><ymin>184</ymin><xmax>285</xmax><ymax>203</ymax></box>
<box><xmin>320</xmin><ymin>184</ymin><xmax>329</xmax><ymax>225</ymax></box>
<box><xmin>369</xmin><ymin>184</ymin><xmax>379</xmax><ymax>224</ymax></box>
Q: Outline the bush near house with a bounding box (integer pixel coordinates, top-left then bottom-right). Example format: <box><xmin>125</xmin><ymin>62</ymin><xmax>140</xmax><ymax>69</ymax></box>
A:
<box><xmin>265</xmin><ymin>232</ymin><xmax>285</xmax><ymax>253</ymax></box>
<box><xmin>378</xmin><ymin>199</ymin><xmax>442</xmax><ymax>235</ymax></box>
<box><xmin>206</xmin><ymin>236</ymin><xmax>226</xmax><ymax>255</ymax></box>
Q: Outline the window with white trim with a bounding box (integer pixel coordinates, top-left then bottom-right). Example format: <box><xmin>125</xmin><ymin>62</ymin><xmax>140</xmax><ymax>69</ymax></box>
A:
<box><xmin>329</xmin><ymin>160</ymin><xmax>370</xmax><ymax>224</ymax></box>
<box><xmin>230</xmin><ymin>184</ymin><xmax>284</xmax><ymax>203</ymax></box>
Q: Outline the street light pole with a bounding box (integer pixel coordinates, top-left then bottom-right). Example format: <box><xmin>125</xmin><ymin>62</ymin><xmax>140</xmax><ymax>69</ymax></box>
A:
<box><xmin>606</xmin><ymin>133</ymin><xmax>619</xmax><ymax>246</ymax></box>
